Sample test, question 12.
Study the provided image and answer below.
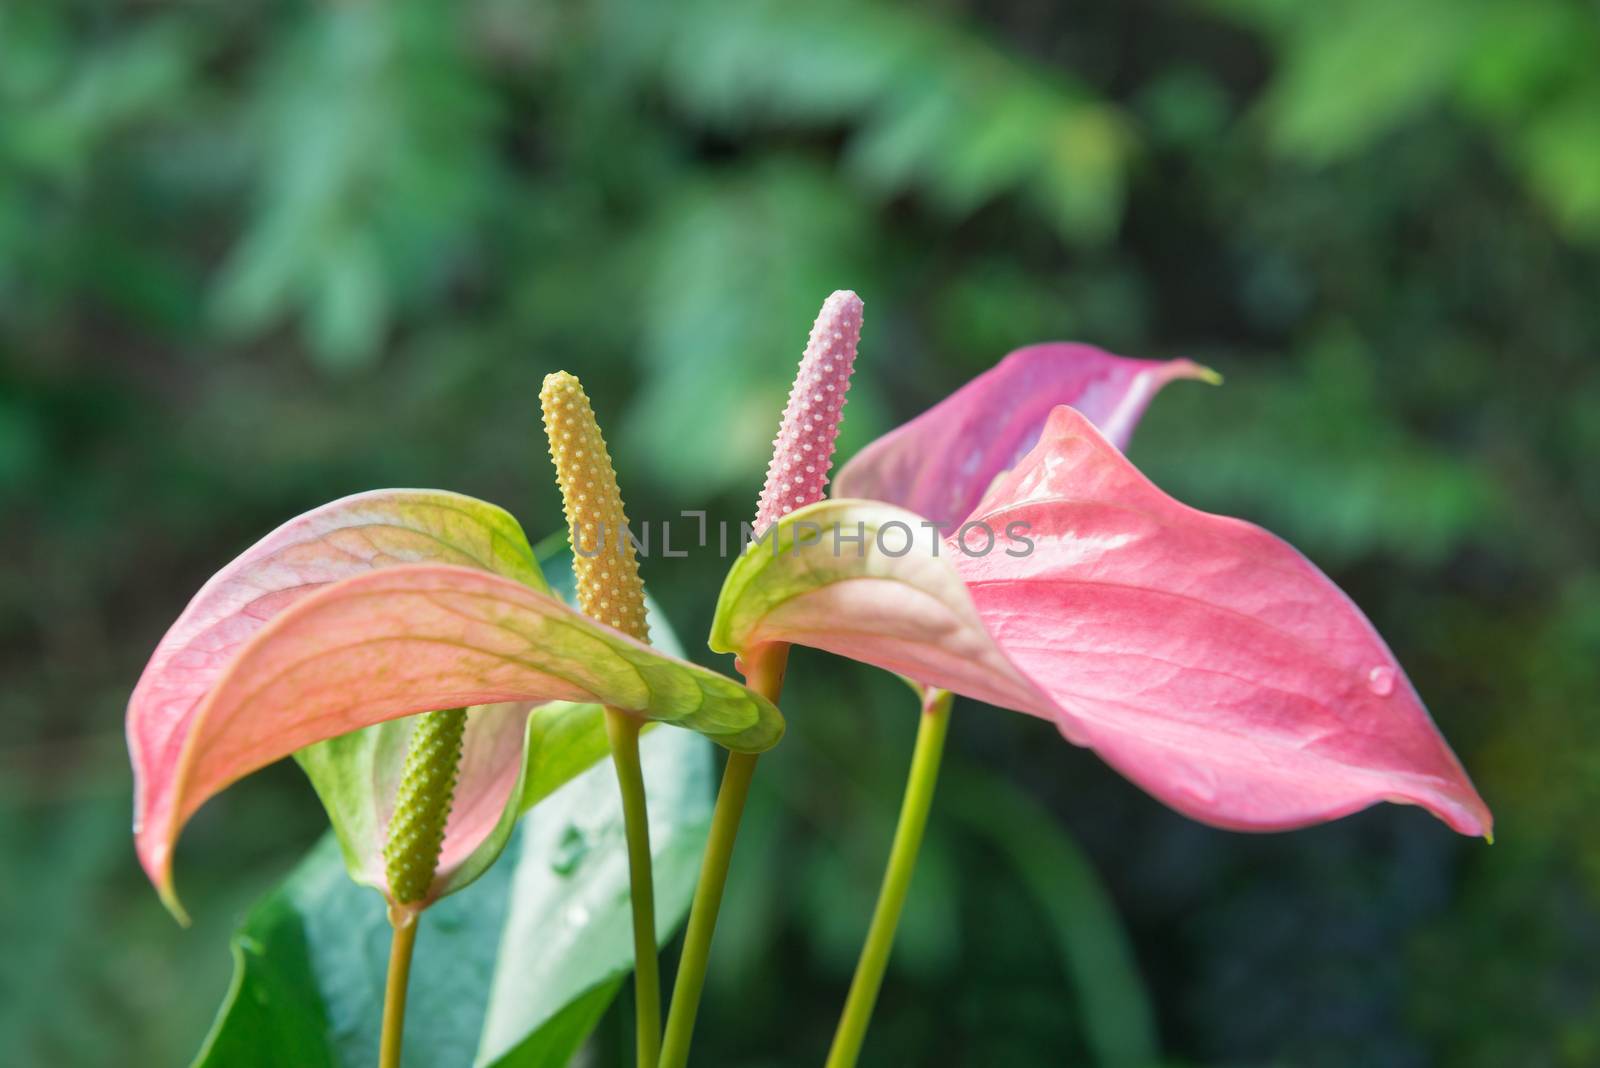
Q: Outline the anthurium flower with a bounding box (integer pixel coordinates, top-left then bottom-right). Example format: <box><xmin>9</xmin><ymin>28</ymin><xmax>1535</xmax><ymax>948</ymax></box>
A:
<box><xmin>128</xmin><ymin>490</ymin><xmax>783</xmax><ymax>920</ymax></box>
<box><xmin>713</xmin><ymin>374</ymin><xmax>1491</xmax><ymax>837</ymax></box>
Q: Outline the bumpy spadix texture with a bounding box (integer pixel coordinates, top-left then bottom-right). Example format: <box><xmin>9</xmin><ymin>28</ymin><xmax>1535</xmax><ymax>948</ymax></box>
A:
<box><xmin>383</xmin><ymin>707</ymin><xmax>468</xmax><ymax>904</ymax></box>
<box><xmin>753</xmin><ymin>290</ymin><xmax>864</xmax><ymax>535</ymax></box>
<box><xmin>541</xmin><ymin>372</ymin><xmax>650</xmax><ymax>642</ymax></box>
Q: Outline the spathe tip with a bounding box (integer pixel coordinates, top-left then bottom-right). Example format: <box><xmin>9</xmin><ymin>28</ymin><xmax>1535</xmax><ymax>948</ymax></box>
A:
<box><xmin>158</xmin><ymin>878</ymin><xmax>192</xmax><ymax>927</ymax></box>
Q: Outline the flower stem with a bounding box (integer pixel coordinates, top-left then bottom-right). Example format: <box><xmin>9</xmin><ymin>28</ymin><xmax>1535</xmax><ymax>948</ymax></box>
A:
<box><xmin>607</xmin><ymin>707</ymin><xmax>661</xmax><ymax>1068</ymax></box>
<box><xmin>379</xmin><ymin>911</ymin><xmax>419</xmax><ymax>1068</ymax></box>
<box><xmin>824</xmin><ymin>687</ymin><xmax>954</xmax><ymax>1068</ymax></box>
<box><xmin>658</xmin><ymin>642</ymin><xmax>788</xmax><ymax>1068</ymax></box>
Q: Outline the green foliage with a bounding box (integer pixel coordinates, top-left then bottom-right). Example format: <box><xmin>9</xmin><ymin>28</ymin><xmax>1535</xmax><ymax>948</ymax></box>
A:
<box><xmin>1220</xmin><ymin>0</ymin><xmax>1600</xmax><ymax>238</ymax></box>
<box><xmin>626</xmin><ymin>162</ymin><xmax>881</xmax><ymax>496</ymax></box>
<box><xmin>943</xmin><ymin>767</ymin><xmax>1158</xmax><ymax>1068</ymax></box>
<box><xmin>198</xmin><ymin>723</ymin><xmax>713</xmax><ymax>1068</ymax></box>
<box><xmin>617</xmin><ymin>0</ymin><xmax>1132</xmax><ymax>240</ymax></box>
<box><xmin>211</xmin><ymin>0</ymin><xmax>500</xmax><ymax>368</ymax></box>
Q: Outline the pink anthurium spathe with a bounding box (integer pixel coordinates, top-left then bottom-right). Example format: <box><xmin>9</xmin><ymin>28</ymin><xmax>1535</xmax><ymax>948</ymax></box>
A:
<box><xmin>714</xmin><ymin>389</ymin><xmax>1491</xmax><ymax>838</ymax></box>
<box><xmin>834</xmin><ymin>343</ymin><xmax>1217</xmax><ymax>533</ymax></box>
<box><xmin>128</xmin><ymin>490</ymin><xmax>783</xmax><ymax>919</ymax></box>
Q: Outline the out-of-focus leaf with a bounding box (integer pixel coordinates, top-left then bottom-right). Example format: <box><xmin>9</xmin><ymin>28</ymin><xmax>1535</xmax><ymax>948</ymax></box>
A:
<box><xmin>945</xmin><ymin>763</ymin><xmax>1158</xmax><ymax>1068</ymax></box>
<box><xmin>625</xmin><ymin>162</ymin><xmax>880</xmax><ymax>496</ymax></box>
<box><xmin>308</xmin><ymin>232</ymin><xmax>390</xmax><ymax>369</ymax></box>
<box><xmin>210</xmin><ymin>0</ymin><xmax>499</xmax><ymax>367</ymax></box>
<box><xmin>1132</xmin><ymin>332</ymin><xmax>1500</xmax><ymax>565</ymax></box>
<box><xmin>196</xmin><ymin>723</ymin><xmax>714</xmax><ymax>1067</ymax></box>
<box><xmin>1222</xmin><ymin>0</ymin><xmax>1600</xmax><ymax>239</ymax></box>
<box><xmin>1514</xmin><ymin>86</ymin><xmax>1600</xmax><ymax>241</ymax></box>
<box><xmin>1253</xmin><ymin>0</ymin><xmax>1471</xmax><ymax>161</ymax></box>
<box><xmin>0</xmin><ymin>16</ymin><xmax>195</xmax><ymax>182</ymax></box>
<box><xmin>619</xmin><ymin>0</ymin><xmax>1132</xmax><ymax>241</ymax></box>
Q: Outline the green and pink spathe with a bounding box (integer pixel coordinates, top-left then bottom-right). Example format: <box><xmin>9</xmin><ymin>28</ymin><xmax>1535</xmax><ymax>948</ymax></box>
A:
<box><xmin>717</xmin><ymin>344</ymin><xmax>1491</xmax><ymax>837</ymax></box>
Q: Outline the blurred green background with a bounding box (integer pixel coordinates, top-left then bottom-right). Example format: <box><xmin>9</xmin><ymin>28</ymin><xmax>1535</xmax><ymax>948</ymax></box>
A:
<box><xmin>3</xmin><ymin>0</ymin><xmax>1597</xmax><ymax>1065</ymax></box>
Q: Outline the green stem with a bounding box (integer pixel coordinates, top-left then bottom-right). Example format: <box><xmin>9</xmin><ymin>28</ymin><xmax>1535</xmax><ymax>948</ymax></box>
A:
<box><xmin>377</xmin><ymin>706</ymin><xmax>467</xmax><ymax>1068</ymax></box>
<box><xmin>658</xmin><ymin>642</ymin><xmax>787</xmax><ymax>1068</ymax></box>
<box><xmin>606</xmin><ymin>708</ymin><xmax>661</xmax><ymax>1068</ymax></box>
<box><xmin>824</xmin><ymin>687</ymin><xmax>954</xmax><ymax>1068</ymax></box>
<box><xmin>378</xmin><ymin>911</ymin><xmax>419</xmax><ymax>1068</ymax></box>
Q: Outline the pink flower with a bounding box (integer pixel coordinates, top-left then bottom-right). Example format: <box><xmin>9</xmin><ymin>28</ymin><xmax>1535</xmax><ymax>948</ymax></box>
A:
<box><xmin>712</xmin><ymin>346</ymin><xmax>1491</xmax><ymax>838</ymax></box>
<box><xmin>128</xmin><ymin>490</ymin><xmax>781</xmax><ymax>919</ymax></box>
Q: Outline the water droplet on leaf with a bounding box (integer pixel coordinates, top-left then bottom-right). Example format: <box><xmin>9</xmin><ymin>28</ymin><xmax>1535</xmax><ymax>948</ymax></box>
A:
<box><xmin>550</xmin><ymin>824</ymin><xmax>590</xmax><ymax>875</ymax></box>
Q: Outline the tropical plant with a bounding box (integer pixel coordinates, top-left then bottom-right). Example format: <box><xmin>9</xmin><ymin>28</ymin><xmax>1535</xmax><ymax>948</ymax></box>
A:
<box><xmin>126</xmin><ymin>291</ymin><xmax>1486</xmax><ymax>1066</ymax></box>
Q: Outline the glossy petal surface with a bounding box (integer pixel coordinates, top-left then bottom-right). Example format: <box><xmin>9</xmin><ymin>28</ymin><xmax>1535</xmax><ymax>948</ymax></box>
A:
<box><xmin>834</xmin><ymin>343</ymin><xmax>1215</xmax><ymax>531</ymax></box>
<box><xmin>714</xmin><ymin>408</ymin><xmax>1490</xmax><ymax>837</ymax></box>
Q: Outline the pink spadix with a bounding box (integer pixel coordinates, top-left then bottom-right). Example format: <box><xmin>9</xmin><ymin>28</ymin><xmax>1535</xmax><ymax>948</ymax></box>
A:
<box><xmin>753</xmin><ymin>290</ymin><xmax>864</xmax><ymax>535</ymax></box>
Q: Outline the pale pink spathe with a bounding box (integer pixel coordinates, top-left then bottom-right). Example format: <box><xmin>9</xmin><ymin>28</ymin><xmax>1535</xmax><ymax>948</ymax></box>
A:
<box><xmin>137</xmin><ymin>561</ymin><xmax>779</xmax><ymax>917</ymax></box>
<box><xmin>125</xmin><ymin>490</ymin><xmax>540</xmax><ymax>915</ymax></box>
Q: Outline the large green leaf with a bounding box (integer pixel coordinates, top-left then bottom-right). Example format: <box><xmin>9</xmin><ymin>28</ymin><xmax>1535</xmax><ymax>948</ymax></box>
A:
<box><xmin>196</xmin><ymin>722</ymin><xmax>713</xmax><ymax>1067</ymax></box>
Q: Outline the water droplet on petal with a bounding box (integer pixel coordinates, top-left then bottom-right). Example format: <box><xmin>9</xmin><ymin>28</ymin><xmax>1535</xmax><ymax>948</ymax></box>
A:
<box><xmin>1367</xmin><ymin>665</ymin><xmax>1396</xmax><ymax>697</ymax></box>
<box><xmin>565</xmin><ymin>903</ymin><xmax>591</xmax><ymax>927</ymax></box>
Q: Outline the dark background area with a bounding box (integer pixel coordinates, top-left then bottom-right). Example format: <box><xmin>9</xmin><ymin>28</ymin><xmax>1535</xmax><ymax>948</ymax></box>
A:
<box><xmin>2</xmin><ymin>1</ymin><xmax>1597</xmax><ymax>1065</ymax></box>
